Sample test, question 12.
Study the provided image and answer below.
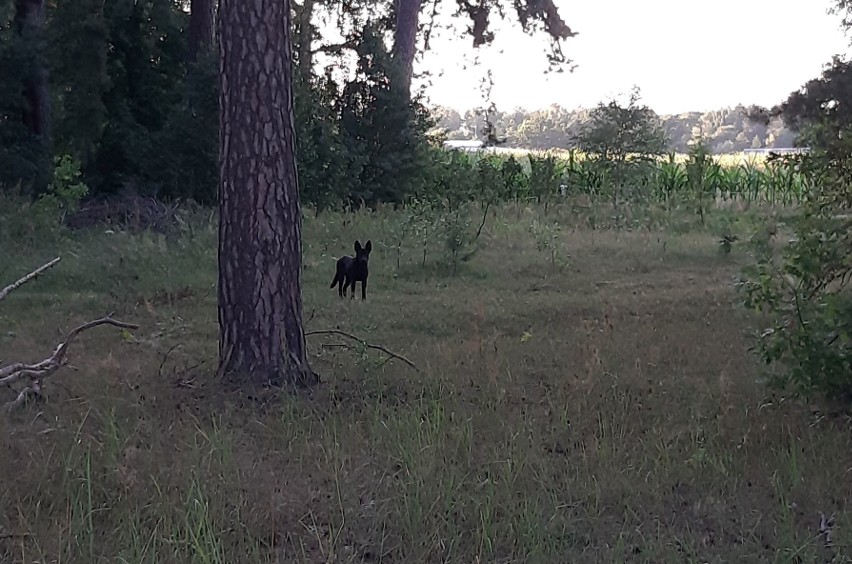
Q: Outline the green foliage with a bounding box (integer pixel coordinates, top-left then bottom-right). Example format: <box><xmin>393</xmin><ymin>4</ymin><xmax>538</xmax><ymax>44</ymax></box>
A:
<box><xmin>741</xmin><ymin>210</ymin><xmax>852</xmax><ymax>401</ymax></box>
<box><xmin>2</xmin><ymin>0</ymin><xmax>440</xmax><ymax>209</ymax></box>
<box><xmin>406</xmin><ymin>197</ymin><xmax>439</xmax><ymax>267</ymax></box>
<box><xmin>432</xmin><ymin>150</ymin><xmax>477</xmax><ymax>207</ymax></box>
<box><xmin>0</xmin><ymin>154</ymin><xmax>88</xmax><ymax>245</ymax></box>
<box><xmin>3</xmin><ymin>0</ymin><xmax>810</xmax><ymax>220</ymax></box>
<box><xmin>655</xmin><ymin>153</ymin><xmax>688</xmax><ymax>207</ymax></box>
<box><xmin>338</xmin><ymin>24</ymin><xmax>435</xmax><ymax>208</ymax></box>
<box><xmin>0</xmin><ymin>0</ymin><xmax>51</xmax><ymax>195</ymax></box>
<box><xmin>529</xmin><ymin>218</ymin><xmax>567</xmax><ymax>270</ymax></box>
<box><xmin>46</xmin><ymin>0</ymin><xmax>110</xmax><ymax>165</ymax></box>
<box><xmin>91</xmin><ymin>0</ymin><xmax>188</xmax><ymax>195</ymax></box>
<box><xmin>573</xmin><ymin>87</ymin><xmax>668</xmax><ymax>207</ymax></box>
<box><xmin>574</xmin><ymin>86</ymin><xmax>668</xmax><ymax>163</ymax></box>
<box><xmin>527</xmin><ymin>153</ymin><xmax>564</xmax><ymax>207</ymax></box>
<box><xmin>295</xmin><ymin>71</ymin><xmax>354</xmax><ymax>212</ymax></box>
<box><xmin>440</xmin><ymin>203</ymin><xmax>475</xmax><ymax>274</ymax></box>
<box><xmin>739</xmin><ymin>50</ymin><xmax>852</xmax><ymax>405</ymax></box>
<box><xmin>685</xmin><ymin>141</ymin><xmax>721</xmax><ymax>225</ymax></box>
<box><xmin>34</xmin><ymin>154</ymin><xmax>90</xmax><ymax>222</ymax></box>
<box><xmin>39</xmin><ymin>0</ymin><xmax>196</xmax><ymax>199</ymax></box>
<box><xmin>499</xmin><ymin>155</ymin><xmax>527</xmax><ymax>200</ymax></box>
<box><xmin>0</xmin><ymin>0</ymin><xmax>830</xmax><ymax>272</ymax></box>
<box><xmin>774</xmin><ymin>57</ymin><xmax>852</xmax><ymax>155</ymax></box>
<box><xmin>149</xmin><ymin>53</ymin><xmax>219</xmax><ymax>203</ymax></box>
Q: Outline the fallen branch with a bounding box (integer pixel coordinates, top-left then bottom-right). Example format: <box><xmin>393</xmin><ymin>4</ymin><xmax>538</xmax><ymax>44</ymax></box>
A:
<box><xmin>0</xmin><ymin>257</ymin><xmax>61</xmax><ymax>303</ymax></box>
<box><xmin>2</xmin><ymin>259</ymin><xmax>140</xmax><ymax>413</ymax></box>
<box><xmin>5</xmin><ymin>381</ymin><xmax>41</xmax><ymax>412</ymax></box>
<box><xmin>305</xmin><ymin>329</ymin><xmax>419</xmax><ymax>372</ymax></box>
<box><xmin>2</xmin><ymin>316</ymin><xmax>139</xmax><ymax>412</ymax></box>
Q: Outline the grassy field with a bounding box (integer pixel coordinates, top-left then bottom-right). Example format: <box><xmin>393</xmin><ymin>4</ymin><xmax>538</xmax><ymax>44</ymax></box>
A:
<box><xmin>1</xmin><ymin>201</ymin><xmax>850</xmax><ymax>563</ymax></box>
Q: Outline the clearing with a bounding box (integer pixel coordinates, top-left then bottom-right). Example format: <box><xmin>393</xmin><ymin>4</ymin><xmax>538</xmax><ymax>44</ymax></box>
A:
<box><xmin>1</xmin><ymin>204</ymin><xmax>850</xmax><ymax>563</ymax></box>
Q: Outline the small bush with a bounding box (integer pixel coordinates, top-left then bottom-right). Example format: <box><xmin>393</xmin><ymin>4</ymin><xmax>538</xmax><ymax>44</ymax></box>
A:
<box><xmin>34</xmin><ymin>154</ymin><xmax>89</xmax><ymax>222</ymax></box>
<box><xmin>740</xmin><ymin>211</ymin><xmax>852</xmax><ymax>403</ymax></box>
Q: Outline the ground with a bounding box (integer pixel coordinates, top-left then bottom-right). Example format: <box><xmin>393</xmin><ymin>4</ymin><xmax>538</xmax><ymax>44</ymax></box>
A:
<box><xmin>1</xmin><ymin>202</ymin><xmax>850</xmax><ymax>563</ymax></box>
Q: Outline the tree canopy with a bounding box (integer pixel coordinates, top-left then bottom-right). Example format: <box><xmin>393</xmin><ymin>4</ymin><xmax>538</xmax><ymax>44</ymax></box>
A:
<box><xmin>0</xmin><ymin>0</ymin><xmax>580</xmax><ymax>212</ymax></box>
<box><xmin>572</xmin><ymin>87</ymin><xmax>668</xmax><ymax>162</ymax></box>
<box><xmin>741</xmin><ymin>16</ymin><xmax>852</xmax><ymax>403</ymax></box>
<box><xmin>432</xmin><ymin>103</ymin><xmax>797</xmax><ymax>154</ymax></box>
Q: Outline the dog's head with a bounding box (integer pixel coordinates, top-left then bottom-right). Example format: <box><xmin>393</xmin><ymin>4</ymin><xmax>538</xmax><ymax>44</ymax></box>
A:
<box><xmin>354</xmin><ymin>240</ymin><xmax>372</xmax><ymax>264</ymax></box>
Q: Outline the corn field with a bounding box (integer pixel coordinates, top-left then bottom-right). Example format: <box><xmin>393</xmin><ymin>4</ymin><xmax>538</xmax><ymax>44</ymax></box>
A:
<box><xmin>438</xmin><ymin>148</ymin><xmax>816</xmax><ymax>208</ymax></box>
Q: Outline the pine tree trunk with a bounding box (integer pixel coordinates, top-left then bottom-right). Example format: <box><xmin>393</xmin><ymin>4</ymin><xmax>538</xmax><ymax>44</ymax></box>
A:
<box><xmin>217</xmin><ymin>0</ymin><xmax>316</xmax><ymax>387</ymax></box>
<box><xmin>188</xmin><ymin>0</ymin><xmax>215</xmax><ymax>64</ymax></box>
<box><xmin>391</xmin><ymin>0</ymin><xmax>422</xmax><ymax>96</ymax></box>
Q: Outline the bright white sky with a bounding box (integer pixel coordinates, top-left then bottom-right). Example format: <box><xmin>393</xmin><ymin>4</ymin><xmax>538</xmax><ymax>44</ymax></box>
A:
<box><xmin>412</xmin><ymin>0</ymin><xmax>852</xmax><ymax>115</ymax></box>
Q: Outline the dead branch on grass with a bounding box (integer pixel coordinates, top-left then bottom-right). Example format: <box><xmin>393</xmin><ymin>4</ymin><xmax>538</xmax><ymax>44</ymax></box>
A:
<box><xmin>0</xmin><ymin>257</ymin><xmax>61</xmax><ymax>302</ymax></box>
<box><xmin>306</xmin><ymin>329</ymin><xmax>419</xmax><ymax>372</ymax></box>
<box><xmin>1</xmin><ymin>259</ymin><xmax>139</xmax><ymax>413</ymax></box>
<box><xmin>1</xmin><ymin>316</ymin><xmax>139</xmax><ymax>412</ymax></box>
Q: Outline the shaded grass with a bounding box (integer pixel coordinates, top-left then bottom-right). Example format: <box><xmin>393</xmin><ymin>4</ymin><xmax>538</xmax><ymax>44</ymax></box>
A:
<box><xmin>1</xmin><ymin>201</ymin><xmax>850</xmax><ymax>563</ymax></box>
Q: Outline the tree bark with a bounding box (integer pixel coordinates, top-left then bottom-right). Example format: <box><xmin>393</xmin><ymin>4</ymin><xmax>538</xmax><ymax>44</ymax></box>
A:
<box><xmin>391</xmin><ymin>0</ymin><xmax>422</xmax><ymax>97</ymax></box>
<box><xmin>188</xmin><ymin>0</ymin><xmax>215</xmax><ymax>64</ymax></box>
<box><xmin>217</xmin><ymin>0</ymin><xmax>316</xmax><ymax>387</ymax></box>
<box><xmin>14</xmin><ymin>0</ymin><xmax>50</xmax><ymax>153</ymax></box>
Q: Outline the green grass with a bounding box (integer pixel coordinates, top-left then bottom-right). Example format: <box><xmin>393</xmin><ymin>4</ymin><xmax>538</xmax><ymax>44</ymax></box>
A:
<box><xmin>1</xmin><ymin>200</ymin><xmax>850</xmax><ymax>563</ymax></box>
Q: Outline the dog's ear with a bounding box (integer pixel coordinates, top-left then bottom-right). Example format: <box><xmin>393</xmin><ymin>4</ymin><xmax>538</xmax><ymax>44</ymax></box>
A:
<box><xmin>354</xmin><ymin>240</ymin><xmax>362</xmax><ymax>252</ymax></box>
<box><xmin>365</xmin><ymin>240</ymin><xmax>372</xmax><ymax>253</ymax></box>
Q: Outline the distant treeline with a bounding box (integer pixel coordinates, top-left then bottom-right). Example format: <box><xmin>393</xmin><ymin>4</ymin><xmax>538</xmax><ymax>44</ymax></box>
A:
<box><xmin>430</xmin><ymin>104</ymin><xmax>797</xmax><ymax>154</ymax></box>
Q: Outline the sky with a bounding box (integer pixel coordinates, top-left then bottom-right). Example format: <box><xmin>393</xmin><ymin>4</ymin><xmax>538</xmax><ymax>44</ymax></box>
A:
<box><xmin>411</xmin><ymin>0</ymin><xmax>852</xmax><ymax>115</ymax></box>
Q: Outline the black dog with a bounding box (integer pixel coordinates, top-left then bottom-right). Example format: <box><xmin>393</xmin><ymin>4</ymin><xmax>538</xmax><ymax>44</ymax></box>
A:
<box><xmin>330</xmin><ymin>240</ymin><xmax>372</xmax><ymax>299</ymax></box>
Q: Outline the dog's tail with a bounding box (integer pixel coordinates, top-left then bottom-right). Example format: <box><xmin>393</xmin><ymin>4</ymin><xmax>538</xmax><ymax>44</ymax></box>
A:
<box><xmin>330</xmin><ymin>272</ymin><xmax>340</xmax><ymax>289</ymax></box>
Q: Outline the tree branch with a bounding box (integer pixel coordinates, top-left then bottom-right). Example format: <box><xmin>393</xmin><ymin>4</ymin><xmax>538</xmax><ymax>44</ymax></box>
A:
<box><xmin>2</xmin><ymin>316</ymin><xmax>139</xmax><ymax>412</ymax></box>
<box><xmin>306</xmin><ymin>329</ymin><xmax>419</xmax><ymax>371</ymax></box>
<box><xmin>311</xmin><ymin>38</ymin><xmax>359</xmax><ymax>55</ymax></box>
<box><xmin>2</xmin><ymin>258</ymin><xmax>140</xmax><ymax>413</ymax></box>
<box><xmin>0</xmin><ymin>257</ymin><xmax>60</xmax><ymax>302</ymax></box>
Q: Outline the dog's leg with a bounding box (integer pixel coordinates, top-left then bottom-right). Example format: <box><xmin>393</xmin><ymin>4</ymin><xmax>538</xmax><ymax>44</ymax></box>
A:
<box><xmin>361</xmin><ymin>279</ymin><xmax>367</xmax><ymax>300</ymax></box>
